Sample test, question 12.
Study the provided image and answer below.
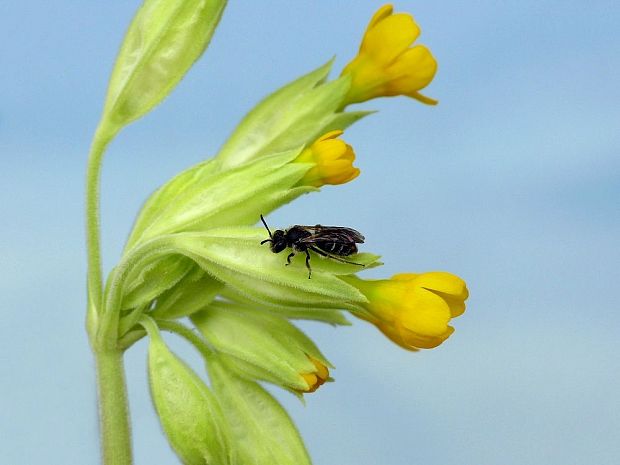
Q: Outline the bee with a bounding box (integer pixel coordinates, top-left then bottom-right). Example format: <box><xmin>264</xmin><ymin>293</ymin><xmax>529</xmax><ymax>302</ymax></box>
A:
<box><xmin>260</xmin><ymin>214</ymin><xmax>365</xmax><ymax>279</ymax></box>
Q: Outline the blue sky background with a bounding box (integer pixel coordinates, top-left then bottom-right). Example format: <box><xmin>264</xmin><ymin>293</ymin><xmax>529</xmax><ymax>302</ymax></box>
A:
<box><xmin>1</xmin><ymin>1</ymin><xmax>619</xmax><ymax>464</ymax></box>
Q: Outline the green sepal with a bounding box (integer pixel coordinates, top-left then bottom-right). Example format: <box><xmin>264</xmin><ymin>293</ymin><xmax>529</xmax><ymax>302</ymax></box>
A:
<box><xmin>143</xmin><ymin>318</ymin><xmax>234</xmax><ymax>465</ymax></box>
<box><xmin>126</xmin><ymin>149</ymin><xmax>311</xmax><ymax>248</ymax></box>
<box><xmin>120</xmin><ymin>254</ymin><xmax>194</xmax><ymax>310</ymax></box>
<box><xmin>206</xmin><ymin>353</ymin><xmax>312</xmax><ymax>465</ymax></box>
<box><xmin>220</xmin><ymin>287</ymin><xmax>351</xmax><ymax>325</ymax></box>
<box><xmin>100</xmin><ymin>0</ymin><xmax>227</xmax><ymax>131</ymax></box>
<box><xmin>151</xmin><ymin>266</ymin><xmax>223</xmax><ymax>319</ymax></box>
<box><xmin>192</xmin><ymin>302</ymin><xmax>330</xmax><ymax>392</ymax></box>
<box><xmin>216</xmin><ymin>60</ymin><xmax>366</xmax><ymax>170</ymax></box>
<box><xmin>168</xmin><ymin>228</ymin><xmax>379</xmax><ymax>309</ymax></box>
<box><xmin>125</xmin><ymin>159</ymin><xmax>217</xmax><ymax>250</ymax></box>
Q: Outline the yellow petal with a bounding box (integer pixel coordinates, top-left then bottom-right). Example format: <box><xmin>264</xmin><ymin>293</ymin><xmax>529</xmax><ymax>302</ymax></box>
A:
<box><xmin>362</xmin><ymin>13</ymin><xmax>420</xmax><ymax>64</ymax></box>
<box><xmin>412</xmin><ymin>272</ymin><xmax>467</xmax><ymax>297</ymax></box>
<box><xmin>366</xmin><ymin>4</ymin><xmax>394</xmax><ymax>30</ymax></box>
<box><xmin>395</xmin><ymin>324</ymin><xmax>454</xmax><ymax>349</ymax></box>
<box><xmin>399</xmin><ymin>288</ymin><xmax>452</xmax><ymax>337</ymax></box>
<box><xmin>387</xmin><ymin>46</ymin><xmax>437</xmax><ymax>92</ymax></box>
<box><xmin>317</xmin><ymin>129</ymin><xmax>344</xmax><ymax>141</ymax></box>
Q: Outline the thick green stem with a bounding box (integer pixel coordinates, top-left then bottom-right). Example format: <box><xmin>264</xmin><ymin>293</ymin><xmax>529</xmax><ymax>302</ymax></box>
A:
<box><xmin>95</xmin><ymin>348</ymin><xmax>133</xmax><ymax>465</ymax></box>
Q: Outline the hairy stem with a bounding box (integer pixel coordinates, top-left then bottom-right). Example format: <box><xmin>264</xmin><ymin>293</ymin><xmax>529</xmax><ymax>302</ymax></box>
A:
<box><xmin>95</xmin><ymin>348</ymin><xmax>132</xmax><ymax>465</ymax></box>
<box><xmin>86</xmin><ymin>124</ymin><xmax>118</xmax><ymax>336</ymax></box>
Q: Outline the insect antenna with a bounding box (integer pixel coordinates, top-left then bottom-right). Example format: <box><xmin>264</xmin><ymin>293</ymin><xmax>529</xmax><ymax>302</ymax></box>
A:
<box><xmin>260</xmin><ymin>214</ymin><xmax>273</xmax><ymax>244</ymax></box>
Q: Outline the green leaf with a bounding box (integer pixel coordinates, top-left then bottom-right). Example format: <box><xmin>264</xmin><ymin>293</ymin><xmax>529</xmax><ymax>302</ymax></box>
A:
<box><xmin>151</xmin><ymin>266</ymin><xmax>223</xmax><ymax>319</ymax></box>
<box><xmin>207</xmin><ymin>354</ymin><xmax>312</xmax><ymax>465</ymax></box>
<box><xmin>144</xmin><ymin>319</ymin><xmax>233</xmax><ymax>465</ymax></box>
<box><xmin>215</xmin><ymin>61</ymin><xmax>365</xmax><ymax>170</ymax></box>
<box><xmin>101</xmin><ymin>0</ymin><xmax>227</xmax><ymax>130</ymax></box>
<box><xmin>192</xmin><ymin>302</ymin><xmax>330</xmax><ymax>392</ymax></box>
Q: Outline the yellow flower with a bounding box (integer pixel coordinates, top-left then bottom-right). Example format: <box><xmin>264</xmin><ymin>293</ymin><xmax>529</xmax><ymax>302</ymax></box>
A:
<box><xmin>346</xmin><ymin>272</ymin><xmax>468</xmax><ymax>350</ymax></box>
<box><xmin>341</xmin><ymin>4</ymin><xmax>438</xmax><ymax>105</ymax></box>
<box><xmin>299</xmin><ymin>355</ymin><xmax>330</xmax><ymax>393</ymax></box>
<box><xmin>296</xmin><ymin>130</ymin><xmax>360</xmax><ymax>187</ymax></box>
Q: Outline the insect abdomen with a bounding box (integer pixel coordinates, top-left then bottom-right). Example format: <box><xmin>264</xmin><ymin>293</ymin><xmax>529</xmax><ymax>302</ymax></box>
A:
<box><xmin>315</xmin><ymin>242</ymin><xmax>357</xmax><ymax>256</ymax></box>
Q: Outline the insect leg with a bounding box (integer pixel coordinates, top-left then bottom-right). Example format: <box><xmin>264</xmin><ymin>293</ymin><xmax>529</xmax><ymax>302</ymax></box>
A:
<box><xmin>285</xmin><ymin>251</ymin><xmax>296</xmax><ymax>266</ymax></box>
<box><xmin>309</xmin><ymin>246</ymin><xmax>365</xmax><ymax>267</ymax></box>
<box><xmin>305</xmin><ymin>249</ymin><xmax>312</xmax><ymax>279</ymax></box>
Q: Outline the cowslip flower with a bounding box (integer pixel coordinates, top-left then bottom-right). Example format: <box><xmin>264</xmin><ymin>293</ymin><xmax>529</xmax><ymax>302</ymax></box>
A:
<box><xmin>124</xmin><ymin>130</ymin><xmax>359</xmax><ymax>251</ymax></box>
<box><xmin>191</xmin><ymin>302</ymin><xmax>333</xmax><ymax>395</ymax></box>
<box><xmin>341</xmin><ymin>4</ymin><xmax>438</xmax><ymax>105</ymax></box>
<box><xmin>295</xmin><ymin>130</ymin><xmax>359</xmax><ymax>187</ymax></box>
<box><xmin>344</xmin><ymin>272</ymin><xmax>468</xmax><ymax>350</ymax></box>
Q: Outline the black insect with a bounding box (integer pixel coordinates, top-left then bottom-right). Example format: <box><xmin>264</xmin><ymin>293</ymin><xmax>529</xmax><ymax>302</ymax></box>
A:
<box><xmin>260</xmin><ymin>214</ymin><xmax>365</xmax><ymax>279</ymax></box>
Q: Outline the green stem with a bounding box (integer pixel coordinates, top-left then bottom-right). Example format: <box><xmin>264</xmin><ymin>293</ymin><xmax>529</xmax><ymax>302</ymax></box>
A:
<box><xmin>86</xmin><ymin>123</ymin><xmax>118</xmax><ymax>336</ymax></box>
<box><xmin>95</xmin><ymin>348</ymin><xmax>133</xmax><ymax>465</ymax></box>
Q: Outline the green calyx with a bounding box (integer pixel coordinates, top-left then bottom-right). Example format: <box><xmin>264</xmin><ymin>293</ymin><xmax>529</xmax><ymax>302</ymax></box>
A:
<box><xmin>207</xmin><ymin>353</ymin><xmax>312</xmax><ymax>465</ymax></box>
<box><xmin>192</xmin><ymin>302</ymin><xmax>331</xmax><ymax>393</ymax></box>
<box><xmin>101</xmin><ymin>0</ymin><xmax>228</xmax><ymax>131</ymax></box>
<box><xmin>142</xmin><ymin>317</ymin><xmax>234</xmax><ymax>465</ymax></box>
<box><xmin>214</xmin><ymin>59</ymin><xmax>370</xmax><ymax>170</ymax></box>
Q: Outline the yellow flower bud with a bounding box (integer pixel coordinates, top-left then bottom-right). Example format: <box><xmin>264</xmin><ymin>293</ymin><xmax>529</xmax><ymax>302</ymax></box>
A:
<box><xmin>346</xmin><ymin>272</ymin><xmax>468</xmax><ymax>350</ymax></box>
<box><xmin>299</xmin><ymin>355</ymin><xmax>330</xmax><ymax>393</ymax></box>
<box><xmin>341</xmin><ymin>4</ymin><xmax>438</xmax><ymax>105</ymax></box>
<box><xmin>296</xmin><ymin>130</ymin><xmax>360</xmax><ymax>187</ymax></box>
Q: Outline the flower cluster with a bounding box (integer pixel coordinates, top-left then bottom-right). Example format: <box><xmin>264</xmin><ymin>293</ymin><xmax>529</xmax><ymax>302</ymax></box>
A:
<box><xmin>88</xmin><ymin>3</ymin><xmax>468</xmax><ymax>465</ymax></box>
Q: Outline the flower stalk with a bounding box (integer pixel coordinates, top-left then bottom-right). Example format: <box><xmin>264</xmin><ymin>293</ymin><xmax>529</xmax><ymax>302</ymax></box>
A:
<box><xmin>94</xmin><ymin>348</ymin><xmax>132</xmax><ymax>465</ymax></box>
<box><xmin>85</xmin><ymin>124</ymin><xmax>119</xmax><ymax>337</ymax></box>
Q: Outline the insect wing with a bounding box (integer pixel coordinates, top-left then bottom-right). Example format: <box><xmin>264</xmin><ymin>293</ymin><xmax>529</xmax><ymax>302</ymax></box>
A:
<box><xmin>297</xmin><ymin>226</ymin><xmax>365</xmax><ymax>244</ymax></box>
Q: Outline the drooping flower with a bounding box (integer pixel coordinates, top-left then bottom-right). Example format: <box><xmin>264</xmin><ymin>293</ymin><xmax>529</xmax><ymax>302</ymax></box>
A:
<box><xmin>295</xmin><ymin>130</ymin><xmax>360</xmax><ymax>187</ymax></box>
<box><xmin>191</xmin><ymin>301</ymin><xmax>333</xmax><ymax>394</ymax></box>
<box><xmin>344</xmin><ymin>272</ymin><xmax>468</xmax><ymax>350</ymax></box>
<box><xmin>341</xmin><ymin>4</ymin><xmax>438</xmax><ymax>105</ymax></box>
